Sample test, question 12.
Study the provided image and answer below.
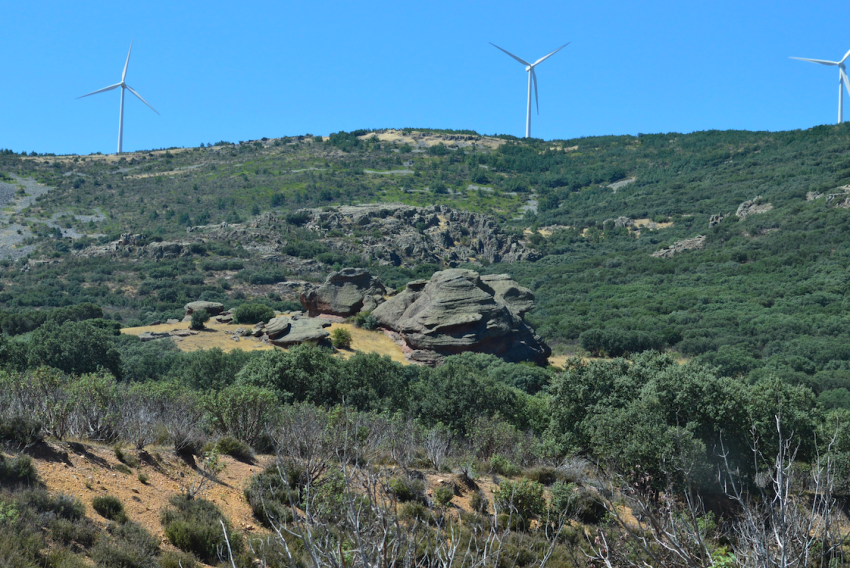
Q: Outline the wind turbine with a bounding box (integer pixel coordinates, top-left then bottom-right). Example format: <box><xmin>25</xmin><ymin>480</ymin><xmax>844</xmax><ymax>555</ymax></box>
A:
<box><xmin>77</xmin><ymin>41</ymin><xmax>159</xmax><ymax>154</ymax></box>
<box><xmin>791</xmin><ymin>49</ymin><xmax>850</xmax><ymax>124</ymax></box>
<box><xmin>490</xmin><ymin>42</ymin><xmax>569</xmax><ymax>138</ymax></box>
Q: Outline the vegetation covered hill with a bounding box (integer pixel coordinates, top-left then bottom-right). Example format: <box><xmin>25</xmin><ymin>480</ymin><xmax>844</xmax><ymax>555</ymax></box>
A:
<box><xmin>4</xmin><ymin>125</ymin><xmax>850</xmax><ymax>400</ymax></box>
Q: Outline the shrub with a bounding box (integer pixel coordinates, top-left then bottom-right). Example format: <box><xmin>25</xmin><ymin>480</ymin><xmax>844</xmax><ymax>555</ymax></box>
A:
<box><xmin>354</xmin><ymin>312</ymin><xmax>380</xmax><ymax>330</ymax></box>
<box><xmin>92</xmin><ymin>495</ymin><xmax>127</xmax><ymax>522</ymax></box>
<box><xmin>159</xmin><ymin>550</ymin><xmax>199</xmax><ymax>568</ymax></box>
<box><xmin>493</xmin><ymin>479</ymin><xmax>546</xmax><ymax>524</ymax></box>
<box><xmin>525</xmin><ymin>466</ymin><xmax>559</xmax><ymax>485</ymax></box>
<box><xmin>233</xmin><ymin>303</ymin><xmax>275</xmax><ymax>325</ymax></box>
<box><xmin>27</xmin><ymin>320</ymin><xmax>123</xmax><ymax>379</ymax></box>
<box><xmin>0</xmin><ymin>415</ymin><xmax>43</xmax><ymax>449</ymax></box>
<box><xmin>0</xmin><ymin>453</ymin><xmax>39</xmax><ymax>485</ymax></box>
<box><xmin>245</xmin><ymin>462</ymin><xmax>299</xmax><ymax>527</ymax></box>
<box><xmin>91</xmin><ymin>521</ymin><xmax>160</xmax><ymax>568</ymax></box>
<box><xmin>331</xmin><ymin>327</ymin><xmax>352</xmax><ymax>349</ymax></box>
<box><xmin>190</xmin><ymin>309</ymin><xmax>210</xmax><ymax>330</ymax></box>
<box><xmin>433</xmin><ymin>486</ymin><xmax>454</xmax><ymax>507</ymax></box>
<box><xmin>161</xmin><ymin>495</ymin><xmax>243</xmax><ymax>563</ymax></box>
<box><xmin>399</xmin><ymin>501</ymin><xmax>432</xmax><ymax>523</ymax></box>
<box><xmin>388</xmin><ymin>476</ymin><xmax>426</xmax><ymax>504</ymax></box>
<box><xmin>205</xmin><ymin>435</ymin><xmax>254</xmax><ymax>462</ymax></box>
<box><xmin>19</xmin><ymin>490</ymin><xmax>84</xmax><ymax>521</ymax></box>
<box><xmin>114</xmin><ymin>446</ymin><xmax>139</xmax><ymax>468</ymax></box>
<box><xmin>490</xmin><ymin>455</ymin><xmax>521</xmax><ymax>477</ymax></box>
<box><xmin>470</xmin><ymin>490</ymin><xmax>489</xmax><ymax>514</ymax></box>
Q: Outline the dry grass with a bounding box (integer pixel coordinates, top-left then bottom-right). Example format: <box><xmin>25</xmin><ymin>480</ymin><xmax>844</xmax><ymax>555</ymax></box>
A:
<box><xmin>122</xmin><ymin>318</ymin><xmax>410</xmax><ymax>363</ymax></box>
<box><xmin>355</xmin><ymin>129</ymin><xmax>504</xmax><ymax>149</ymax></box>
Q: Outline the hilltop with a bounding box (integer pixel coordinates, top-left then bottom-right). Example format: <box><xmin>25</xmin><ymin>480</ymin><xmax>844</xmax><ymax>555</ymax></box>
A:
<box><xmin>3</xmin><ymin>124</ymin><xmax>850</xmax><ymax>400</ymax></box>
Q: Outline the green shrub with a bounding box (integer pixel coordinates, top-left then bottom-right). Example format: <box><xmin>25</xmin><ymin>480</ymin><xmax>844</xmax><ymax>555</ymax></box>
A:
<box><xmin>525</xmin><ymin>466</ymin><xmax>559</xmax><ymax>485</ymax></box>
<box><xmin>493</xmin><ymin>479</ymin><xmax>546</xmax><ymax>524</ymax></box>
<box><xmin>433</xmin><ymin>486</ymin><xmax>454</xmax><ymax>507</ymax></box>
<box><xmin>91</xmin><ymin>521</ymin><xmax>160</xmax><ymax>568</ymax></box>
<box><xmin>330</xmin><ymin>327</ymin><xmax>352</xmax><ymax>349</ymax></box>
<box><xmin>19</xmin><ymin>490</ymin><xmax>84</xmax><ymax>521</ymax></box>
<box><xmin>138</xmin><ymin>473</ymin><xmax>149</xmax><ymax>485</ymax></box>
<box><xmin>92</xmin><ymin>495</ymin><xmax>127</xmax><ymax>522</ymax></box>
<box><xmin>233</xmin><ymin>303</ymin><xmax>276</xmax><ymax>325</ymax></box>
<box><xmin>470</xmin><ymin>490</ymin><xmax>489</xmax><ymax>514</ymax></box>
<box><xmin>0</xmin><ymin>416</ymin><xmax>43</xmax><ymax>449</ymax></box>
<box><xmin>244</xmin><ymin>462</ymin><xmax>300</xmax><ymax>527</ymax></box>
<box><xmin>0</xmin><ymin>454</ymin><xmax>39</xmax><ymax>485</ymax></box>
<box><xmin>387</xmin><ymin>476</ymin><xmax>425</xmax><ymax>504</ymax></box>
<box><xmin>114</xmin><ymin>446</ymin><xmax>139</xmax><ymax>468</ymax></box>
<box><xmin>189</xmin><ymin>309</ymin><xmax>210</xmax><ymax>330</ymax></box>
<box><xmin>49</xmin><ymin>516</ymin><xmax>98</xmax><ymax>548</ymax></box>
<box><xmin>489</xmin><ymin>455</ymin><xmax>521</xmax><ymax>477</ymax></box>
<box><xmin>206</xmin><ymin>435</ymin><xmax>254</xmax><ymax>462</ymax></box>
<box><xmin>161</xmin><ymin>495</ymin><xmax>243</xmax><ymax>564</ymax></box>
<box><xmin>354</xmin><ymin>312</ymin><xmax>380</xmax><ymax>330</ymax></box>
<box><xmin>27</xmin><ymin>320</ymin><xmax>123</xmax><ymax>379</ymax></box>
<box><xmin>399</xmin><ymin>501</ymin><xmax>432</xmax><ymax>523</ymax></box>
<box><xmin>159</xmin><ymin>550</ymin><xmax>199</xmax><ymax>568</ymax></box>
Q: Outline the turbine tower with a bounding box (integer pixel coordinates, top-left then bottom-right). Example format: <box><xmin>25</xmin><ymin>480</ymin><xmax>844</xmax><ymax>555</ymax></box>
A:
<box><xmin>490</xmin><ymin>42</ymin><xmax>569</xmax><ymax>138</ymax></box>
<box><xmin>791</xmin><ymin>49</ymin><xmax>850</xmax><ymax>124</ymax></box>
<box><xmin>78</xmin><ymin>41</ymin><xmax>159</xmax><ymax>154</ymax></box>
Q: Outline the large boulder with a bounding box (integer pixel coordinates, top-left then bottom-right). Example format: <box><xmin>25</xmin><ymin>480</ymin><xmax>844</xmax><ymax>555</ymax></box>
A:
<box><xmin>184</xmin><ymin>301</ymin><xmax>224</xmax><ymax>316</ymax></box>
<box><xmin>372</xmin><ymin>269</ymin><xmax>550</xmax><ymax>366</ymax></box>
<box><xmin>266</xmin><ymin>317</ymin><xmax>331</xmax><ymax>347</ymax></box>
<box><xmin>300</xmin><ymin>268</ymin><xmax>386</xmax><ymax>317</ymax></box>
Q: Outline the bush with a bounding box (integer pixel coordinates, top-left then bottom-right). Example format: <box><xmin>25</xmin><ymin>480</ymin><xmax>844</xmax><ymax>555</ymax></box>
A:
<box><xmin>189</xmin><ymin>309</ymin><xmax>210</xmax><ymax>330</ymax></box>
<box><xmin>19</xmin><ymin>490</ymin><xmax>84</xmax><ymax>520</ymax></box>
<box><xmin>470</xmin><ymin>490</ymin><xmax>489</xmax><ymax>514</ymax></box>
<box><xmin>91</xmin><ymin>521</ymin><xmax>160</xmax><ymax>568</ymax></box>
<box><xmin>489</xmin><ymin>455</ymin><xmax>521</xmax><ymax>477</ymax></box>
<box><xmin>245</xmin><ymin>462</ymin><xmax>300</xmax><ymax>527</ymax></box>
<box><xmin>27</xmin><ymin>320</ymin><xmax>123</xmax><ymax>379</ymax></box>
<box><xmin>354</xmin><ymin>312</ymin><xmax>380</xmax><ymax>330</ymax></box>
<box><xmin>161</xmin><ymin>495</ymin><xmax>243</xmax><ymax>563</ymax></box>
<box><xmin>92</xmin><ymin>495</ymin><xmax>127</xmax><ymax>522</ymax></box>
<box><xmin>233</xmin><ymin>303</ymin><xmax>275</xmax><ymax>325</ymax></box>
<box><xmin>493</xmin><ymin>479</ymin><xmax>546</xmax><ymax>524</ymax></box>
<box><xmin>159</xmin><ymin>550</ymin><xmax>199</xmax><ymax>568</ymax></box>
<box><xmin>0</xmin><ymin>453</ymin><xmax>39</xmax><ymax>485</ymax></box>
<box><xmin>387</xmin><ymin>476</ymin><xmax>426</xmax><ymax>504</ymax></box>
<box><xmin>0</xmin><ymin>415</ymin><xmax>43</xmax><ymax>449</ymax></box>
<box><xmin>331</xmin><ymin>327</ymin><xmax>352</xmax><ymax>349</ymax></box>
<box><xmin>206</xmin><ymin>435</ymin><xmax>254</xmax><ymax>462</ymax></box>
<box><xmin>433</xmin><ymin>486</ymin><xmax>454</xmax><ymax>507</ymax></box>
<box><xmin>525</xmin><ymin>466</ymin><xmax>559</xmax><ymax>485</ymax></box>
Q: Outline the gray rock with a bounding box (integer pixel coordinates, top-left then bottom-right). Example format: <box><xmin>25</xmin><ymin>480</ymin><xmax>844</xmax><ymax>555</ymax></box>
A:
<box><xmin>736</xmin><ymin>196</ymin><xmax>773</xmax><ymax>219</ymax></box>
<box><xmin>372</xmin><ymin>269</ymin><xmax>550</xmax><ymax>366</ymax></box>
<box><xmin>300</xmin><ymin>268</ymin><xmax>386</xmax><ymax>317</ymax></box>
<box><xmin>265</xmin><ymin>316</ymin><xmax>292</xmax><ymax>339</ymax></box>
<box><xmin>138</xmin><ymin>331</ymin><xmax>171</xmax><ymax>342</ymax></box>
<box><xmin>651</xmin><ymin>235</ymin><xmax>707</xmax><ymax>258</ymax></box>
<box><xmin>268</xmin><ymin>318</ymin><xmax>331</xmax><ymax>347</ymax></box>
<box><xmin>184</xmin><ymin>301</ymin><xmax>224</xmax><ymax>316</ymax></box>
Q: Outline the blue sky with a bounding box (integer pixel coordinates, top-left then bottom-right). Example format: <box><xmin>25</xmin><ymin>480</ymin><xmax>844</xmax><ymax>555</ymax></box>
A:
<box><xmin>1</xmin><ymin>0</ymin><xmax>849</xmax><ymax>154</ymax></box>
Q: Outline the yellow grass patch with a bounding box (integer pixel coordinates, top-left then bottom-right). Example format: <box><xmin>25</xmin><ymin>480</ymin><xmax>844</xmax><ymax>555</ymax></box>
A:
<box><xmin>122</xmin><ymin>318</ymin><xmax>410</xmax><ymax>363</ymax></box>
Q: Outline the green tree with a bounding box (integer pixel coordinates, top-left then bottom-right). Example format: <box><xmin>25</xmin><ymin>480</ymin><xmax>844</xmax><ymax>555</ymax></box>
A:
<box><xmin>27</xmin><ymin>321</ymin><xmax>122</xmax><ymax>379</ymax></box>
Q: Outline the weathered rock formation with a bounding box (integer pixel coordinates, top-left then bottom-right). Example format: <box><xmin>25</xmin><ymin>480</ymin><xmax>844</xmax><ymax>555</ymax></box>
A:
<box><xmin>371</xmin><ymin>269</ymin><xmax>550</xmax><ymax>366</ymax></box>
<box><xmin>736</xmin><ymin>197</ymin><xmax>773</xmax><ymax>219</ymax></box>
<box><xmin>300</xmin><ymin>268</ymin><xmax>386</xmax><ymax>317</ymax></box>
<box><xmin>184</xmin><ymin>301</ymin><xmax>224</xmax><ymax>316</ymax></box>
<box><xmin>651</xmin><ymin>235</ymin><xmax>706</xmax><ymax>258</ymax></box>
<box><xmin>259</xmin><ymin>314</ymin><xmax>331</xmax><ymax>347</ymax></box>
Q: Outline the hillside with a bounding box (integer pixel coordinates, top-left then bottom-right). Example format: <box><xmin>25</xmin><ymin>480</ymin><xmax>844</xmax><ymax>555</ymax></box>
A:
<box><xmin>4</xmin><ymin>125</ymin><xmax>850</xmax><ymax>400</ymax></box>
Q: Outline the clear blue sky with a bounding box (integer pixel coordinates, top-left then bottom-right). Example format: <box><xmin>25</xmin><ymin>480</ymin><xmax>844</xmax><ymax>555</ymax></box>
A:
<box><xmin>1</xmin><ymin>0</ymin><xmax>848</xmax><ymax>154</ymax></box>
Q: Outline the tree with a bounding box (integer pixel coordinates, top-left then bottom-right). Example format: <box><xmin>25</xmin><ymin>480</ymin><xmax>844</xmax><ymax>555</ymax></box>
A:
<box><xmin>189</xmin><ymin>309</ymin><xmax>210</xmax><ymax>330</ymax></box>
<box><xmin>27</xmin><ymin>321</ymin><xmax>122</xmax><ymax>379</ymax></box>
<box><xmin>232</xmin><ymin>303</ymin><xmax>275</xmax><ymax>325</ymax></box>
<box><xmin>330</xmin><ymin>327</ymin><xmax>352</xmax><ymax>349</ymax></box>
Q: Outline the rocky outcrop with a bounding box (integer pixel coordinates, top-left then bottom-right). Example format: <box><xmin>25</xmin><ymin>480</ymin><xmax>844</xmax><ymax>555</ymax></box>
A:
<box><xmin>184</xmin><ymin>301</ymin><xmax>224</xmax><ymax>316</ymax></box>
<box><xmin>651</xmin><ymin>235</ymin><xmax>706</xmax><ymax>258</ymax></box>
<box><xmin>300</xmin><ymin>268</ymin><xmax>386</xmax><ymax>317</ymax></box>
<box><xmin>736</xmin><ymin>197</ymin><xmax>773</xmax><ymax>219</ymax></box>
<box><xmin>709</xmin><ymin>214</ymin><xmax>725</xmax><ymax>227</ymax></box>
<box><xmin>371</xmin><ymin>269</ymin><xmax>550</xmax><ymax>366</ymax></box>
<box><xmin>254</xmin><ymin>314</ymin><xmax>331</xmax><ymax>347</ymax></box>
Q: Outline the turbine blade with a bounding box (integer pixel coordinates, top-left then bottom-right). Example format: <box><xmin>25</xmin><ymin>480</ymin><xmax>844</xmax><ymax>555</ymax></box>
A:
<box><xmin>122</xmin><ymin>40</ymin><xmax>133</xmax><ymax>81</ymax></box>
<box><xmin>76</xmin><ymin>83</ymin><xmax>121</xmax><ymax>98</ymax></box>
<box><xmin>532</xmin><ymin>68</ymin><xmax>539</xmax><ymax>115</ymax></box>
<box><xmin>842</xmin><ymin>67</ymin><xmax>850</xmax><ymax>97</ymax></box>
<box><xmin>532</xmin><ymin>42</ymin><xmax>570</xmax><ymax>66</ymax></box>
<box><xmin>842</xmin><ymin>49</ymin><xmax>850</xmax><ymax>64</ymax></box>
<box><xmin>790</xmin><ymin>56</ymin><xmax>839</xmax><ymax>66</ymax></box>
<box><xmin>126</xmin><ymin>86</ymin><xmax>159</xmax><ymax>115</ymax></box>
<box><xmin>489</xmin><ymin>43</ymin><xmax>530</xmax><ymax>66</ymax></box>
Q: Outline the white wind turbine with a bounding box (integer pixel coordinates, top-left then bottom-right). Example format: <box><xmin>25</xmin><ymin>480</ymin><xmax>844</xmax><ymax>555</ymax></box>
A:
<box><xmin>490</xmin><ymin>42</ymin><xmax>569</xmax><ymax>138</ymax></box>
<box><xmin>791</xmin><ymin>49</ymin><xmax>850</xmax><ymax>124</ymax></box>
<box><xmin>77</xmin><ymin>41</ymin><xmax>159</xmax><ymax>154</ymax></box>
